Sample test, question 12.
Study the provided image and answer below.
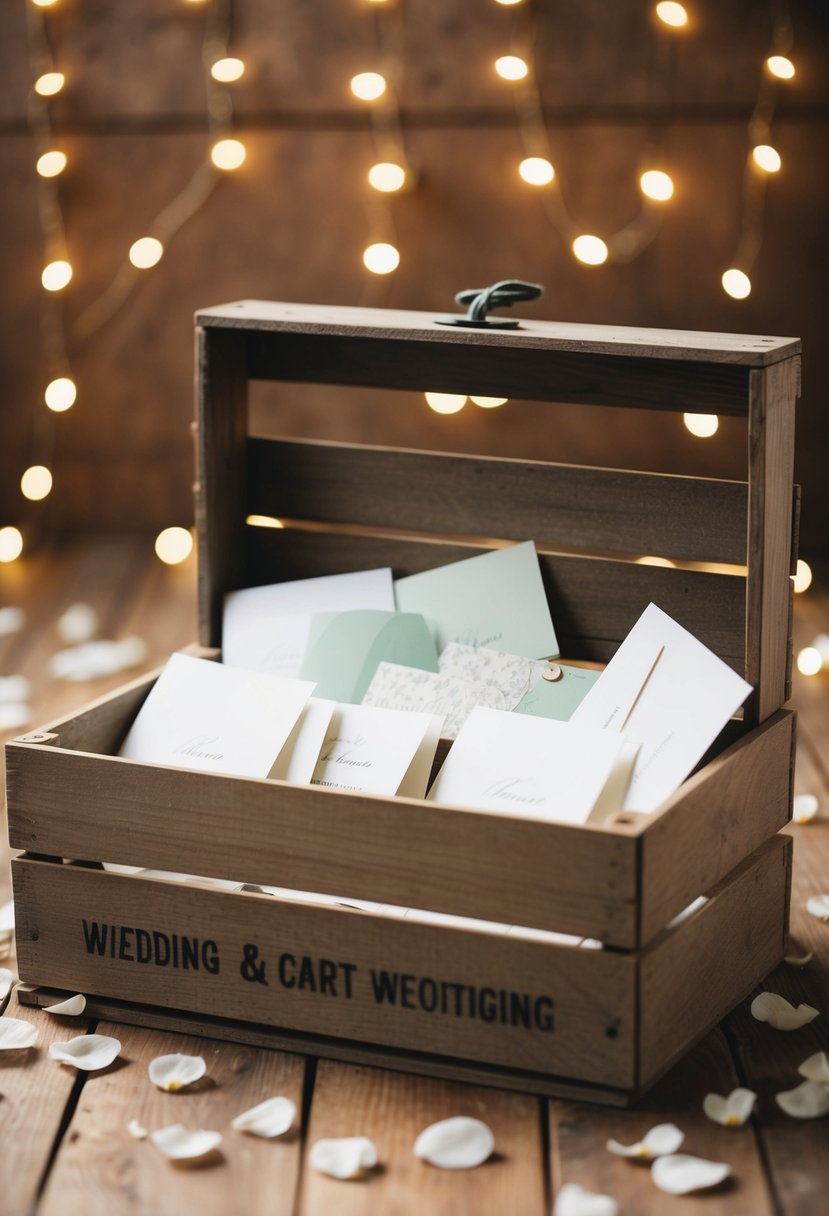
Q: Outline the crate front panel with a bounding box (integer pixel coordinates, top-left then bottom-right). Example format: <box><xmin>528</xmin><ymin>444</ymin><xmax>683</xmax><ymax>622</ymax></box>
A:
<box><xmin>12</xmin><ymin>858</ymin><xmax>638</xmax><ymax>1089</ymax></box>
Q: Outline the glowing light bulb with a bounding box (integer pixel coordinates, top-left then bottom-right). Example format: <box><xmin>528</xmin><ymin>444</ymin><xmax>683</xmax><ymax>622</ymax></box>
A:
<box><xmin>767</xmin><ymin>55</ymin><xmax>795</xmax><ymax>80</ymax></box>
<box><xmin>41</xmin><ymin>259</ymin><xmax>72</xmax><ymax>291</ymax></box>
<box><xmin>128</xmin><ymin>237</ymin><xmax>164</xmax><ymax>269</ymax></box>
<box><xmin>350</xmin><ymin>72</ymin><xmax>386</xmax><ymax>101</ymax></box>
<box><xmin>246</xmin><ymin>514</ymin><xmax>284</xmax><ymax>529</ymax></box>
<box><xmin>683</xmin><ymin>413</ymin><xmax>719</xmax><ymax>438</ymax></box>
<box><xmin>494</xmin><ymin>0</ymin><xmax>525</xmax><ymax>5</ymax></box>
<box><xmin>470</xmin><ymin>396</ymin><xmax>508</xmax><ymax>408</ymax></box>
<box><xmin>45</xmin><ymin>376</ymin><xmax>76</xmax><ymax>412</ymax></box>
<box><xmin>722</xmin><ymin>268</ymin><xmax>751</xmax><ymax>299</ymax></box>
<box><xmin>34</xmin><ymin>72</ymin><xmax>65</xmax><ymax>97</ymax></box>
<box><xmin>36</xmin><ymin>150</ymin><xmax>67</xmax><ymax>177</ymax></box>
<box><xmin>519</xmin><ymin>157</ymin><xmax>555</xmax><ymax>186</ymax></box>
<box><xmin>154</xmin><ymin>527</ymin><xmax>194</xmax><ymax>565</ymax></box>
<box><xmin>362</xmin><ymin>242</ymin><xmax>399</xmax><ymax>274</ymax></box>
<box><xmin>210</xmin><ymin>138</ymin><xmax>246</xmax><ymax>170</ymax></box>
<box><xmin>796</xmin><ymin>647</ymin><xmax>822</xmax><ymax>677</ymax></box>
<box><xmin>32</xmin><ymin>1</ymin><xmax>61</xmax><ymax>8</ymax></box>
<box><xmin>792</xmin><ymin>559</ymin><xmax>812</xmax><ymax>594</ymax></box>
<box><xmin>368</xmin><ymin>162</ymin><xmax>406</xmax><ymax>192</ymax></box>
<box><xmin>640</xmin><ymin>169</ymin><xmax>674</xmax><ymax>201</ymax></box>
<box><xmin>20</xmin><ymin>465</ymin><xmax>53</xmax><ymax>502</ymax></box>
<box><xmin>425</xmin><ymin>392</ymin><xmax>466</xmax><ymax>415</ymax></box>
<box><xmin>572</xmin><ymin>235</ymin><xmax>608</xmax><ymax>266</ymax></box>
<box><xmin>495</xmin><ymin>55</ymin><xmax>529</xmax><ymax>81</ymax></box>
<box><xmin>210</xmin><ymin>57</ymin><xmax>245</xmax><ymax>83</ymax></box>
<box><xmin>752</xmin><ymin>144</ymin><xmax>782</xmax><ymax>173</ymax></box>
<box><xmin>0</xmin><ymin>527</ymin><xmax>23</xmax><ymax>563</ymax></box>
<box><xmin>655</xmin><ymin>2</ymin><xmax>688</xmax><ymax>27</ymax></box>
<box><xmin>635</xmin><ymin>556</ymin><xmax>676</xmax><ymax>568</ymax></box>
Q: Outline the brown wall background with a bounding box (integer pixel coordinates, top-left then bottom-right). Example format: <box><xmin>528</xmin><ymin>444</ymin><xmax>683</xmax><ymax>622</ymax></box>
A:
<box><xmin>1</xmin><ymin>0</ymin><xmax>827</xmax><ymax>555</ymax></box>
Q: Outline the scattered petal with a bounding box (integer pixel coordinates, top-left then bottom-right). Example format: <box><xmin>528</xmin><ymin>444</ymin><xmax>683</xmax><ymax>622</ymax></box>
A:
<box><xmin>414</xmin><ymin>1116</ymin><xmax>494</xmax><ymax>1169</ymax></box>
<box><xmin>49</xmin><ymin>636</ymin><xmax>148</xmax><ymax>682</ymax></box>
<box><xmin>798</xmin><ymin>1051</ymin><xmax>829</xmax><ymax>1084</ymax></box>
<box><xmin>0</xmin><ymin>606</ymin><xmax>25</xmax><ymax>636</ymax></box>
<box><xmin>45</xmin><ymin>993</ymin><xmax>86</xmax><ymax>1017</ymax></box>
<box><xmin>703</xmin><ymin>1088</ymin><xmax>756</xmax><ymax>1126</ymax></box>
<box><xmin>0</xmin><ymin>703</ymin><xmax>31</xmax><ymax>731</ymax></box>
<box><xmin>309</xmin><ymin>1136</ymin><xmax>378</xmax><ymax>1179</ymax></box>
<box><xmin>806</xmin><ymin>894</ymin><xmax>829</xmax><ymax>921</ymax></box>
<box><xmin>0</xmin><ymin>1017</ymin><xmax>38</xmax><ymax>1049</ymax></box>
<box><xmin>231</xmin><ymin>1096</ymin><xmax>296</xmax><ymax>1138</ymax></box>
<box><xmin>148</xmin><ymin>1053</ymin><xmax>206</xmax><ymax>1092</ymax></box>
<box><xmin>150</xmin><ymin>1123</ymin><xmax>222</xmax><ymax>1161</ymax></box>
<box><xmin>0</xmin><ymin>675</ymin><xmax>31</xmax><ymax>704</ymax></box>
<box><xmin>606</xmin><ymin>1122</ymin><xmax>683</xmax><ymax>1159</ymax></box>
<box><xmin>0</xmin><ymin>900</ymin><xmax>13</xmax><ymax>932</ymax></box>
<box><xmin>651</xmin><ymin>1153</ymin><xmax>731</xmax><ymax>1195</ymax></box>
<box><xmin>49</xmin><ymin>1033</ymin><xmax>121</xmax><ymax>1071</ymax></box>
<box><xmin>784</xmin><ymin>949</ymin><xmax>814</xmax><ymax>966</ymax></box>
<box><xmin>128</xmin><ymin>1118</ymin><xmax>148</xmax><ymax>1139</ymax></box>
<box><xmin>750</xmin><ymin>991</ymin><xmax>819</xmax><ymax>1029</ymax></box>
<box><xmin>553</xmin><ymin>1182</ymin><xmax>619</xmax><ymax>1216</ymax></box>
<box><xmin>0</xmin><ymin>967</ymin><xmax>14</xmax><ymax>1001</ymax></box>
<box><xmin>793</xmin><ymin>793</ymin><xmax>819</xmax><ymax>824</ymax></box>
<box><xmin>57</xmin><ymin>602</ymin><xmax>99</xmax><ymax>645</ymax></box>
<box><xmin>776</xmin><ymin>1080</ymin><xmax>829</xmax><ymax>1119</ymax></box>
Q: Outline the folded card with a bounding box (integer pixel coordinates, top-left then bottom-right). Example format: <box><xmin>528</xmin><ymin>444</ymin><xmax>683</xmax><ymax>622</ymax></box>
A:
<box><xmin>222</xmin><ymin>568</ymin><xmax>395</xmax><ymax>677</ymax></box>
<box><xmin>268</xmin><ymin>697</ymin><xmax>336</xmax><ymax>784</ymax></box>
<box><xmin>570</xmin><ymin>602</ymin><xmax>753</xmax><ymax>813</ymax></box>
<box><xmin>439</xmin><ymin>642</ymin><xmax>599</xmax><ymax>721</ymax></box>
<box><xmin>362</xmin><ymin>661</ymin><xmax>514</xmax><ymax>739</ymax></box>
<box><xmin>427</xmin><ymin>706</ymin><xmax>629</xmax><ymax>824</ymax></box>
<box><xmin>119</xmin><ymin>652</ymin><xmax>315</xmax><ymax>778</ymax></box>
<box><xmin>299</xmin><ymin>610</ymin><xmax>438</xmax><ymax>703</ymax></box>
<box><xmin>394</xmin><ymin>541</ymin><xmax>559</xmax><ymax>658</ymax></box>
<box><xmin>311</xmin><ymin>703</ymin><xmax>443</xmax><ymax>798</ymax></box>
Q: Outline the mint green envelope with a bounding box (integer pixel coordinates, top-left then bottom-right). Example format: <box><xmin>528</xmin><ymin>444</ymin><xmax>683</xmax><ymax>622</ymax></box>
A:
<box><xmin>512</xmin><ymin>664</ymin><xmax>601</xmax><ymax>720</ymax></box>
<box><xmin>299</xmin><ymin>610</ymin><xmax>439</xmax><ymax>703</ymax></box>
<box><xmin>394</xmin><ymin>540</ymin><xmax>560</xmax><ymax>659</ymax></box>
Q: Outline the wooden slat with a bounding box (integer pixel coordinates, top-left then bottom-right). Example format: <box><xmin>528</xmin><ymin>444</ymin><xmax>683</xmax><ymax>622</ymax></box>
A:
<box><xmin>6</xmin><ymin>739</ymin><xmax>640</xmax><ymax>945</ymax></box>
<box><xmin>246</xmin><ymin>437</ymin><xmax>750</xmax><ymax>565</ymax></box>
<box><xmin>298</xmin><ymin>1061</ymin><xmax>546</xmax><ymax>1215</ymax></box>
<box><xmin>245</xmin><ymin>527</ymin><xmax>747</xmax><ymax>670</ymax></box>
<box><xmin>38</xmin><ymin>1023</ymin><xmax>305</xmax><ymax>1216</ymax></box>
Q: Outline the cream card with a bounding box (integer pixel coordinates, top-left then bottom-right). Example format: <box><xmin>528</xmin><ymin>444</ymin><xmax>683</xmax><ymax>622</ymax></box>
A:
<box><xmin>570</xmin><ymin>602</ymin><xmax>753</xmax><ymax>813</ymax></box>
<box><xmin>362</xmin><ymin>661</ymin><xmax>512</xmax><ymax>738</ymax></box>
<box><xmin>222</xmin><ymin>568</ymin><xmax>395</xmax><ymax>677</ymax></box>
<box><xmin>311</xmin><ymin>703</ymin><xmax>443</xmax><ymax>797</ymax></box>
<box><xmin>119</xmin><ymin>652</ymin><xmax>315</xmax><ymax>779</ymax></box>
<box><xmin>427</xmin><ymin>706</ymin><xmax>629</xmax><ymax>824</ymax></box>
<box><xmin>439</xmin><ymin>642</ymin><xmax>599</xmax><ymax>721</ymax></box>
<box><xmin>268</xmin><ymin>697</ymin><xmax>336</xmax><ymax>784</ymax></box>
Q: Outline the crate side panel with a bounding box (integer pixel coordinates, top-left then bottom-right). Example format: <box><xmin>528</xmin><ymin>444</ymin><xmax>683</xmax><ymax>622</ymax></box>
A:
<box><xmin>247</xmin><ymin>437</ymin><xmax>750</xmax><ymax>567</ymax></box>
<box><xmin>12</xmin><ymin>859</ymin><xmax>638</xmax><ymax>1089</ymax></box>
<box><xmin>638</xmin><ymin>710</ymin><xmax>794</xmax><ymax>942</ymax></box>
<box><xmin>6</xmin><ymin>745</ymin><xmax>639</xmax><ymax>945</ymax></box>
<box><xmin>638</xmin><ymin>834</ymin><xmax>791</xmax><ymax>1087</ymax></box>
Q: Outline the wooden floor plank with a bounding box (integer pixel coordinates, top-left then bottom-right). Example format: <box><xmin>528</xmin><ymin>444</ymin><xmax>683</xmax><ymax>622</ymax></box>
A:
<box><xmin>297</xmin><ymin>1060</ymin><xmax>547</xmax><ymax>1216</ymax></box>
<box><xmin>37</xmin><ymin>1023</ymin><xmax>305</xmax><ymax>1216</ymax></box>
<box><xmin>550</xmin><ymin>1030</ymin><xmax>775</xmax><ymax>1214</ymax></box>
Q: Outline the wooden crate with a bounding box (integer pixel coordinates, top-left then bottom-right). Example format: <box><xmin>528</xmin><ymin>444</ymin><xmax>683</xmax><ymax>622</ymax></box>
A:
<box><xmin>7</xmin><ymin>302</ymin><xmax>800</xmax><ymax>1105</ymax></box>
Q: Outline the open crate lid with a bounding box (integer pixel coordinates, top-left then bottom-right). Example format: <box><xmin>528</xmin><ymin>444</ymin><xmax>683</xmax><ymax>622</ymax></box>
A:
<box><xmin>194</xmin><ymin>300</ymin><xmax>801</xmax><ymax>727</ymax></box>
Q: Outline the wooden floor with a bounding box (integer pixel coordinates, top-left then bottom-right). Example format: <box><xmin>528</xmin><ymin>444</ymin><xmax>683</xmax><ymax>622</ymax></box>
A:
<box><xmin>1</xmin><ymin>534</ymin><xmax>827</xmax><ymax>1215</ymax></box>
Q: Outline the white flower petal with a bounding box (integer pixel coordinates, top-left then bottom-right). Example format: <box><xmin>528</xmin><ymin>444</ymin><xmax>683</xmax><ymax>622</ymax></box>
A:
<box><xmin>750</xmin><ymin>991</ymin><xmax>819</xmax><ymax>1030</ymax></box>
<box><xmin>148</xmin><ymin>1052</ymin><xmax>206</xmax><ymax>1092</ymax></box>
<box><xmin>128</xmin><ymin>1119</ymin><xmax>148</xmax><ymax>1139</ymax></box>
<box><xmin>0</xmin><ymin>899</ymin><xmax>14</xmax><ymax>932</ymax></box>
<box><xmin>0</xmin><ymin>1017</ymin><xmax>38</xmax><ymax>1049</ymax></box>
<box><xmin>553</xmin><ymin>1182</ymin><xmax>619</xmax><ymax>1216</ymax></box>
<box><xmin>45</xmin><ymin>993</ymin><xmax>86</xmax><ymax>1017</ymax></box>
<box><xmin>798</xmin><ymin>1051</ymin><xmax>829</xmax><ymax>1084</ymax></box>
<box><xmin>0</xmin><ymin>606</ymin><xmax>25</xmax><ymax>636</ymax></box>
<box><xmin>0</xmin><ymin>968</ymin><xmax>14</xmax><ymax>1002</ymax></box>
<box><xmin>0</xmin><ymin>675</ymin><xmax>31</xmax><ymax>704</ymax></box>
<box><xmin>703</xmin><ymin>1087</ymin><xmax>756</xmax><ymax>1126</ymax></box>
<box><xmin>784</xmin><ymin>950</ymin><xmax>814</xmax><ymax>966</ymax></box>
<box><xmin>49</xmin><ymin>1033</ymin><xmax>121</xmax><ymax>1070</ymax></box>
<box><xmin>150</xmin><ymin>1123</ymin><xmax>222</xmax><ymax>1161</ymax></box>
<box><xmin>793</xmin><ymin>793</ymin><xmax>819</xmax><ymax>823</ymax></box>
<box><xmin>806</xmin><ymin>894</ymin><xmax>829</xmax><ymax>921</ymax></box>
<box><xmin>651</xmin><ymin>1153</ymin><xmax>731</xmax><ymax>1195</ymax></box>
<box><xmin>776</xmin><ymin>1080</ymin><xmax>829</xmax><ymax>1119</ymax></box>
<box><xmin>413</xmin><ymin>1116</ymin><xmax>494</xmax><ymax>1169</ymax></box>
<box><xmin>606</xmin><ymin>1122</ymin><xmax>683</xmax><ymax>1159</ymax></box>
<box><xmin>309</xmin><ymin>1136</ymin><xmax>378</xmax><ymax>1179</ymax></box>
<box><xmin>57</xmin><ymin>602</ymin><xmax>99</xmax><ymax>644</ymax></box>
<box><xmin>0</xmin><ymin>703</ymin><xmax>32</xmax><ymax>732</ymax></box>
<box><xmin>231</xmin><ymin>1096</ymin><xmax>296</xmax><ymax>1138</ymax></box>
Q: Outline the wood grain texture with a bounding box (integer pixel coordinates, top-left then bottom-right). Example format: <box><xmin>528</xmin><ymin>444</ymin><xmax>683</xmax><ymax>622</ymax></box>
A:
<box><xmin>37</xmin><ymin>1023</ymin><xmax>305</xmax><ymax>1216</ymax></box>
<box><xmin>297</xmin><ymin>1061</ymin><xmax>546</xmax><ymax>1216</ymax></box>
<box><xmin>246</xmin><ymin>436</ymin><xmax>750</xmax><ymax>565</ymax></box>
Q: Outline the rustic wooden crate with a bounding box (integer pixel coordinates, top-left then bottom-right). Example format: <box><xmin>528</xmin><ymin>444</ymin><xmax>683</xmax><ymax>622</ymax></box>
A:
<box><xmin>7</xmin><ymin>302</ymin><xmax>800</xmax><ymax>1105</ymax></box>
